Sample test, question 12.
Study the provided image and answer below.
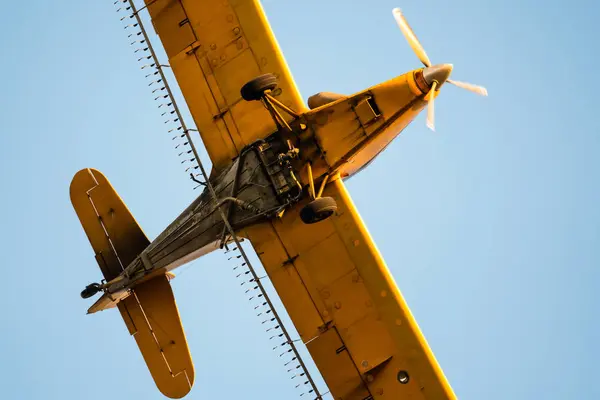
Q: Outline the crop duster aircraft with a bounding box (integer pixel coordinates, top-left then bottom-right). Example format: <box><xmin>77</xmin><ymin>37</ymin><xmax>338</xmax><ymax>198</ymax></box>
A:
<box><xmin>70</xmin><ymin>1</ymin><xmax>486</xmax><ymax>399</ymax></box>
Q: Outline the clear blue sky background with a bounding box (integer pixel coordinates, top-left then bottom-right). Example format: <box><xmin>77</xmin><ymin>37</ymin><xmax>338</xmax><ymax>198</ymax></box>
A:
<box><xmin>1</xmin><ymin>0</ymin><xmax>599</xmax><ymax>399</ymax></box>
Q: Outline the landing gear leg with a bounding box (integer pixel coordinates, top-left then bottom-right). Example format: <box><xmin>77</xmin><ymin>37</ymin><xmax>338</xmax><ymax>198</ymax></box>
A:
<box><xmin>240</xmin><ymin>75</ymin><xmax>334</xmax><ymax>224</ymax></box>
<box><xmin>300</xmin><ymin>163</ymin><xmax>337</xmax><ymax>224</ymax></box>
<box><xmin>240</xmin><ymin>74</ymin><xmax>299</xmax><ymax>133</ymax></box>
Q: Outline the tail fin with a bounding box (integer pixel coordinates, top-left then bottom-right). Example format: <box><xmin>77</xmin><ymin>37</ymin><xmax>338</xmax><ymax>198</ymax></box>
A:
<box><xmin>70</xmin><ymin>168</ymin><xmax>195</xmax><ymax>398</ymax></box>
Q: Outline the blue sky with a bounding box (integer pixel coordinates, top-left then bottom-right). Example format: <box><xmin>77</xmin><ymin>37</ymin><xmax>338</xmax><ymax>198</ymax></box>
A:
<box><xmin>1</xmin><ymin>0</ymin><xmax>599</xmax><ymax>399</ymax></box>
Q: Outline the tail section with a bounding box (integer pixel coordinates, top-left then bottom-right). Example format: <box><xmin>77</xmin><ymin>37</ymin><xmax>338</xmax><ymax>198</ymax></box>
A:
<box><xmin>69</xmin><ymin>168</ymin><xmax>150</xmax><ymax>281</ymax></box>
<box><xmin>70</xmin><ymin>168</ymin><xmax>195</xmax><ymax>398</ymax></box>
<box><xmin>118</xmin><ymin>275</ymin><xmax>195</xmax><ymax>399</ymax></box>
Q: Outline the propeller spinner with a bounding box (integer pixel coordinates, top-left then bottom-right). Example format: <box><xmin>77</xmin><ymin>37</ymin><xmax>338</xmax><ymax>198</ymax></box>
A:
<box><xmin>392</xmin><ymin>8</ymin><xmax>487</xmax><ymax>131</ymax></box>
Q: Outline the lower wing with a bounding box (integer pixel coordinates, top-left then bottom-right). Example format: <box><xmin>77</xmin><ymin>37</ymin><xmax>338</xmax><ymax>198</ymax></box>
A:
<box><xmin>244</xmin><ymin>177</ymin><xmax>456</xmax><ymax>399</ymax></box>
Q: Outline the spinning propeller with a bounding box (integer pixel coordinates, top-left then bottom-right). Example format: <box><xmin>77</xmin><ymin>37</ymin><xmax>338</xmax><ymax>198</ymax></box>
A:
<box><xmin>392</xmin><ymin>8</ymin><xmax>488</xmax><ymax>131</ymax></box>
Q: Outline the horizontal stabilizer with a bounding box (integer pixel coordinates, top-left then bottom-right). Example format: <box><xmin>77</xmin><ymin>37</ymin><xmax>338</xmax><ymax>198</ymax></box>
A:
<box><xmin>87</xmin><ymin>289</ymin><xmax>130</xmax><ymax>314</ymax></box>
<box><xmin>71</xmin><ymin>169</ymin><xmax>195</xmax><ymax>397</ymax></box>
<box><xmin>70</xmin><ymin>168</ymin><xmax>150</xmax><ymax>280</ymax></box>
<box><xmin>118</xmin><ymin>275</ymin><xmax>195</xmax><ymax>399</ymax></box>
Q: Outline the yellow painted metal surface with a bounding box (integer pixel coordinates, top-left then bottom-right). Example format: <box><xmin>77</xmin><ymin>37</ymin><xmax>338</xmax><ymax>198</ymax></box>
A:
<box><xmin>119</xmin><ymin>275</ymin><xmax>195</xmax><ymax>399</ymax></box>
<box><xmin>70</xmin><ymin>168</ymin><xmax>150</xmax><ymax>280</ymax></box>
<box><xmin>70</xmin><ymin>168</ymin><xmax>194</xmax><ymax>398</ymax></box>
<box><xmin>145</xmin><ymin>0</ymin><xmax>306</xmax><ymax>170</ymax></box>
<box><xmin>304</xmin><ymin>70</ymin><xmax>427</xmax><ymax>179</ymax></box>
<box><xmin>305</xmin><ymin>327</ymin><xmax>371</xmax><ymax>399</ymax></box>
<box><xmin>81</xmin><ymin>2</ymin><xmax>458</xmax><ymax>398</ymax></box>
<box><xmin>243</xmin><ymin>177</ymin><xmax>456</xmax><ymax>399</ymax></box>
<box><xmin>244</xmin><ymin>222</ymin><xmax>328</xmax><ymax>341</ymax></box>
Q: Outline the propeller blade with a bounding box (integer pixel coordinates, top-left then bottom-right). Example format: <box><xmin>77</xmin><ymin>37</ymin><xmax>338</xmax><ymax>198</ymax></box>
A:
<box><xmin>447</xmin><ymin>79</ymin><xmax>488</xmax><ymax>96</ymax></box>
<box><xmin>392</xmin><ymin>8</ymin><xmax>432</xmax><ymax>67</ymax></box>
<box><xmin>426</xmin><ymin>81</ymin><xmax>437</xmax><ymax>131</ymax></box>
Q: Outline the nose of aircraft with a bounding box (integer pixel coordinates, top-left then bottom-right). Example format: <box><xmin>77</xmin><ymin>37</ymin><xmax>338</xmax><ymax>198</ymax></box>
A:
<box><xmin>423</xmin><ymin>63</ymin><xmax>453</xmax><ymax>86</ymax></box>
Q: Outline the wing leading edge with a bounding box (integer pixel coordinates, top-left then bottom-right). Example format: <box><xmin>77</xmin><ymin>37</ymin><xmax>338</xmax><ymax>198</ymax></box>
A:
<box><xmin>145</xmin><ymin>0</ymin><xmax>306</xmax><ymax>170</ymax></box>
<box><xmin>244</xmin><ymin>177</ymin><xmax>456</xmax><ymax>399</ymax></box>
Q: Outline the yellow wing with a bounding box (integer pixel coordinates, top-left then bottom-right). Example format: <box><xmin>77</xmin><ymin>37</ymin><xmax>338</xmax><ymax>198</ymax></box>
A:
<box><xmin>146</xmin><ymin>0</ymin><xmax>305</xmax><ymax>170</ymax></box>
<box><xmin>244</xmin><ymin>177</ymin><xmax>456</xmax><ymax>399</ymax></box>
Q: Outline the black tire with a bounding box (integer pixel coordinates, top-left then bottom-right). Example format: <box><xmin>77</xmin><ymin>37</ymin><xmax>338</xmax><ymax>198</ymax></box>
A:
<box><xmin>240</xmin><ymin>73</ymin><xmax>278</xmax><ymax>101</ymax></box>
<box><xmin>300</xmin><ymin>196</ymin><xmax>338</xmax><ymax>224</ymax></box>
<box><xmin>81</xmin><ymin>283</ymin><xmax>101</xmax><ymax>299</ymax></box>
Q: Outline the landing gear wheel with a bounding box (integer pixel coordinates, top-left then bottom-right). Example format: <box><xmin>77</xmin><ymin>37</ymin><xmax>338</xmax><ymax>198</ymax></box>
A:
<box><xmin>300</xmin><ymin>196</ymin><xmax>338</xmax><ymax>224</ymax></box>
<box><xmin>80</xmin><ymin>283</ymin><xmax>101</xmax><ymax>299</ymax></box>
<box><xmin>241</xmin><ymin>73</ymin><xmax>278</xmax><ymax>101</ymax></box>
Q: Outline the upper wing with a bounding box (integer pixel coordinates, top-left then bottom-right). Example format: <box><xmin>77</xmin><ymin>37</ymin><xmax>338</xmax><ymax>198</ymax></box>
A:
<box><xmin>244</xmin><ymin>178</ymin><xmax>456</xmax><ymax>399</ymax></box>
<box><xmin>146</xmin><ymin>0</ymin><xmax>305</xmax><ymax>170</ymax></box>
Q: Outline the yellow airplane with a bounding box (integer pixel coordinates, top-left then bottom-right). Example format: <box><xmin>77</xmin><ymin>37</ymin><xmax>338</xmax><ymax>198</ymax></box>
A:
<box><xmin>70</xmin><ymin>1</ymin><xmax>486</xmax><ymax>399</ymax></box>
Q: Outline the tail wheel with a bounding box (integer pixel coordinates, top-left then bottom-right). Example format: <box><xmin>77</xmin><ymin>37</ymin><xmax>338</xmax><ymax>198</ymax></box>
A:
<box><xmin>300</xmin><ymin>197</ymin><xmax>338</xmax><ymax>224</ymax></box>
<box><xmin>81</xmin><ymin>283</ymin><xmax>101</xmax><ymax>299</ymax></box>
<box><xmin>241</xmin><ymin>73</ymin><xmax>279</xmax><ymax>101</ymax></box>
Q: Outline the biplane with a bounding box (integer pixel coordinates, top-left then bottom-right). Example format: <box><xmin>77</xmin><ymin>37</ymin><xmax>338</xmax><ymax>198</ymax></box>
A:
<box><xmin>70</xmin><ymin>1</ymin><xmax>487</xmax><ymax>399</ymax></box>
